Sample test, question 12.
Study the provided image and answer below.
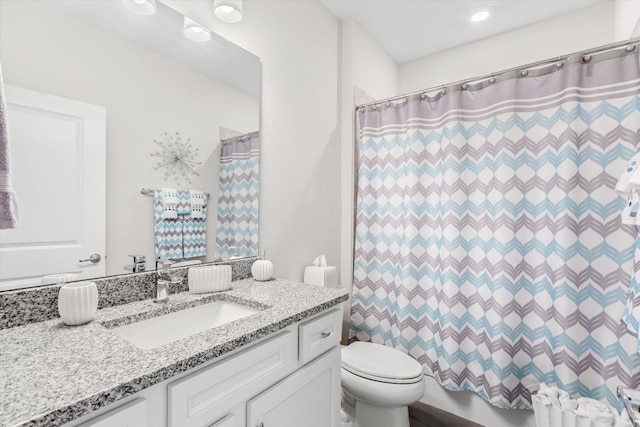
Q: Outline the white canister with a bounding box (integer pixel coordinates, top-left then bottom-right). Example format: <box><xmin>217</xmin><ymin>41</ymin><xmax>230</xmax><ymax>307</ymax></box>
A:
<box><xmin>58</xmin><ymin>281</ymin><xmax>99</xmax><ymax>326</ymax></box>
<box><xmin>251</xmin><ymin>259</ymin><xmax>273</xmax><ymax>281</ymax></box>
<box><xmin>188</xmin><ymin>265</ymin><xmax>232</xmax><ymax>293</ymax></box>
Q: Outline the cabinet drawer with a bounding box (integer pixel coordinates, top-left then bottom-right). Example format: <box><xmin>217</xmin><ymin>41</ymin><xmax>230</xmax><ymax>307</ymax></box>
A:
<box><xmin>169</xmin><ymin>331</ymin><xmax>295</xmax><ymax>427</ymax></box>
<box><xmin>299</xmin><ymin>309</ymin><xmax>342</xmax><ymax>364</ymax></box>
<box><xmin>79</xmin><ymin>398</ymin><xmax>146</xmax><ymax>427</ymax></box>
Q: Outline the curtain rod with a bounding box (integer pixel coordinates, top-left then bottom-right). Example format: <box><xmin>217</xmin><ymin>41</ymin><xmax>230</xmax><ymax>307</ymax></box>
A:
<box><xmin>221</xmin><ymin>130</ymin><xmax>259</xmax><ymax>144</ymax></box>
<box><xmin>355</xmin><ymin>37</ymin><xmax>640</xmax><ymax>110</ymax></box>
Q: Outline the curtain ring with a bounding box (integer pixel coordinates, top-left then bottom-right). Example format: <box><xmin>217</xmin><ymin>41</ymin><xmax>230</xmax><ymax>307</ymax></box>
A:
<box><xmin>583</xmin><ymin>53</ymin><xmax>592</xmax><ymax>62</ymax></box>
<box><xmin>520</xmin><ymin>69</ymin><xmax>529</xmax><ymax>77</ymax></box>
<box><xmin>462</xmin><ymin>83</ymin><xmax>469</xmax><ymax>90</ymax></box>
<box><xmin>489</xmin><ymin>76</ymin><xmax>496</xmax><ymax>84</ymax></box>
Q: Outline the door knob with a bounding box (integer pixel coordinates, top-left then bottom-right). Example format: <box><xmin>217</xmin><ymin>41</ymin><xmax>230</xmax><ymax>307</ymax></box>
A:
<box><xmin>79</xmin><ymin>253</ymin><xmax>101</xmax><ymax>264</ymax></box>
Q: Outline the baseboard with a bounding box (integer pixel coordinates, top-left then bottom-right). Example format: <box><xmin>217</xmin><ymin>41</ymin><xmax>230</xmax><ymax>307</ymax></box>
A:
<box><xmin>409</xmin><ymin>401</ymin><xmax>484</xmax><ymax>427</ymax></box>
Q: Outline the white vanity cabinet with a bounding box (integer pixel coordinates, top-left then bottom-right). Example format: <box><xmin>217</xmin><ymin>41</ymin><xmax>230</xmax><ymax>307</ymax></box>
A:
<box><xmin>71</xmin><ymin>307</ymin><xmax>343</xmax><ymax>427</ymax></box>
<box><xmin>247</xmin><ymin>347</ymin><xmax>341</xmax><ymax>427</ymax></box>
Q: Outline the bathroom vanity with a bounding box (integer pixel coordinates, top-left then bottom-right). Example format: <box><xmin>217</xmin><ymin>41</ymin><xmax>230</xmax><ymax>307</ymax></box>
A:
<box><xmin>0</xmin><ymin>278</ymin><xmax>349</xmax><ymax>427</ymax></box>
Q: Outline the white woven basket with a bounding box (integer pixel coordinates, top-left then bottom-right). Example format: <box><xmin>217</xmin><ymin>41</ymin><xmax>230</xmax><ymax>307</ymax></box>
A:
<box><xmin>533</xmin><ymin>397</ymin><xmax>611</xmax><ymax>427</ymax></box>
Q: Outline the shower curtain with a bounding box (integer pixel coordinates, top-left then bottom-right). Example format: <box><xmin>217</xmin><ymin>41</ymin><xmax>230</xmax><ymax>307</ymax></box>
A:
<box><xmin>215</xmin><ymin>132</ymin><xmax>259</xmax><ymax>259</ymax></box>
<box><xmin>351</xmin><ymin>50</ymin><xmax>640</xmax><ymax>409</ymax></box>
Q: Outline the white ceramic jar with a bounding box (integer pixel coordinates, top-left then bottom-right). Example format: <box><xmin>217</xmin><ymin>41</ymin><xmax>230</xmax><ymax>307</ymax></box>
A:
<box><xmin>251</xmin><ymin>259</ymin><xmax>273</xmax><ymax>281</ymax></box>
<box><xmin>57</xmin><ymin>281</ymin><xmax>99</xmax><ymax>326</ymax></box>
<box><xmin>188</xmin><ymin>265</ymin><xmax>232</xmax><ymax>293</ymax></box>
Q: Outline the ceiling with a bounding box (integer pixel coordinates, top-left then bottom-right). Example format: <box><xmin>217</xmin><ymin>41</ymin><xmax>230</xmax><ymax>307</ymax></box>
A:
<box><xmin>321</xmin><ymin>0</ymin><xmax>604</xmax><ymax>64</ymax></box>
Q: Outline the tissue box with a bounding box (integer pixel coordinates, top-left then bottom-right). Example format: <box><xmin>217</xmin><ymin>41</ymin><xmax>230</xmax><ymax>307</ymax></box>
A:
<box><xmin>304</xmin><ymin>266</ymin><xmax>338</xmax><ymax>288</ymax></box>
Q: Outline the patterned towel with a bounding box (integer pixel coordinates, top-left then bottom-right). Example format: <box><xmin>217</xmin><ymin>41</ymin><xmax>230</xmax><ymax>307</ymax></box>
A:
<box><xmin>154</xmin><ymin>190</ymin><xmax>207</xmax><ymax>260</ymax></box>
<box><xmin>0</xmin><ymin>63</ymin><xmax>18</xmax><ymax>229</ymax></box>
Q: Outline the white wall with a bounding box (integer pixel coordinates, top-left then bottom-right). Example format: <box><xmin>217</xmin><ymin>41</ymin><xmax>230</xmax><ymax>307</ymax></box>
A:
<box><xmin>399</xmin><ymin>2</ymin><xmax>615</xmax><ymax>94</ymax></box>
<box><xmin>615</xmin><ymin>0</ymin><xmax>640</xmax><ymax>39</ymax></box>
<box><xmin>0</xmin><ymin>1</ymin><xmax>259</xmax><ymax>276</ymax></box>
<box><xmin>163</xmin><ymin>0</ymin><xmax>341</xmax><ymax>282</ymax></box>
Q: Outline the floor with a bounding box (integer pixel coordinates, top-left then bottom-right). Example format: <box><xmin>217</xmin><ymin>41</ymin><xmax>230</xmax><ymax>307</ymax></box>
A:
<box><xmin>409</xmin><ymin>402</ymin><xmax>484</xmax><ymax>427</ymax></box>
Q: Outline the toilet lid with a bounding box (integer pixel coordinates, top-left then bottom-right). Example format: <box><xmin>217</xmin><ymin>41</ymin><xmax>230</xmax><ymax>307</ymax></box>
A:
<box><xmin>341</xmin><ymin>342</ymin><xmax>423</xmax><ymax>384</ymax></box>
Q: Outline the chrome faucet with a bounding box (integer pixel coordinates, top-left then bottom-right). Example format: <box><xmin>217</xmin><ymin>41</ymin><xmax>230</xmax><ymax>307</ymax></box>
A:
<box><xmin>124</xmin><ymin>254</ymin><xmax>146</xmax><ymax>273</ymax></box>
<box><xmin>155</xmin><ymin>260</ymin><xmax>182</xmax><ymax>304</ymax></box>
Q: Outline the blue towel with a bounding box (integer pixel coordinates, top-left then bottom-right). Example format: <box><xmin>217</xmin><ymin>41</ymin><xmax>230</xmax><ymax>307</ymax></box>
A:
<box><xmin>153</xmin><ymin>190</ymin><xmax>207</xmax><ymax>260</ymax></box>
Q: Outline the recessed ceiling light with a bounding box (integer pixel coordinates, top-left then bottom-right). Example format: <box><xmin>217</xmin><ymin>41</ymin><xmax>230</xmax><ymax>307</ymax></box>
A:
<box><xmin>184</xmin><ymin>17</ymin><xmax>211</xmax><ymax>42</ymax></box>
<box><xmin>470</xmin><ymin>7</ymin><xmax>494</xmax><ymax>23</ymax></box>
<box><xmin>214</xmin><ymin>0</ymin><xmax>243</xmax><ymax>24</ymax></box>
<box><xmin>122</xmin><ymin>0</ymin><xmax>156</xmax><ymax>15</ymax></box>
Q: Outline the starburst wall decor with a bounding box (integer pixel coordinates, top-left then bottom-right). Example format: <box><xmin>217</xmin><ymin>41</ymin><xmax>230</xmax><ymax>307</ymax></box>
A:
<box><xmin>150</xmin><ymin>131</ymin><xmax>202</xmax><ymax>184</ymax></box>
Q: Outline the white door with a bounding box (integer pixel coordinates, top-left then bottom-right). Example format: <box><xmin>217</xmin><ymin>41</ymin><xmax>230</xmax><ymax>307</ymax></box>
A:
<box><xmin>247</xmin><ymin>347</ymin><xmax>341</xmax><ymax>427</ymax></box>
<box><xmin>0</xmin><ymin>85</ymin><xmax>106</xmax><ymax>290</ymax></box>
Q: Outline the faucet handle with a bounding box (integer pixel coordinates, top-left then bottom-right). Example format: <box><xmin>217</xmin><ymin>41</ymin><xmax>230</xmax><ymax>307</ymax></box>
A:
<box><xmin>157</xmin><ymin>259</ymin><xmax>174</xmax><ymax>272</ymax></box>
<box><xmin>129</xmin><ymin>254</ymin><xmax>146</xmax><ymax>263</ymax></box>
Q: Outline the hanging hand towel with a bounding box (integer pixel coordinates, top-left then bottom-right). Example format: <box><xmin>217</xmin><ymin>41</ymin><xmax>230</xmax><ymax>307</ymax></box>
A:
<box><xmin>161</xmin><ymin>188</ymin><xmax>178</xmax><ymax>219</ymax></box>
<box><xmin>154</xmin><ymin>190</ymin><xmax>183</xmax><ymax>260</ymax></box>
<box><xmin>189</xmin><ymin>190</ymin><xmax>205</xmax><ymax>219</ymax></box>
<box><xmin>183</xmin><ymin>190</ymin><xmax>207</xmax><ymax>258</ymax></box>
<box><xmin>0</xmin><ymin>63</ymin><xmax>18</xmax><ymax>229</ymax></box>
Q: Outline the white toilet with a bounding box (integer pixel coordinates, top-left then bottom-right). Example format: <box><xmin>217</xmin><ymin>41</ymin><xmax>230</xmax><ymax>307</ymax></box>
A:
<box><xmin>340</xmin><ymin>342</ymin><xmax>426</xmax><ymax>427</ymax></box>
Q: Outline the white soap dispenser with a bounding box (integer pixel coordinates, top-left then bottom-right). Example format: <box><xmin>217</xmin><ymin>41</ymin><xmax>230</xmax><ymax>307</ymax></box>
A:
<box><xmin>251</xmin><ymin>249</ymin><xmax>273</xmax><ymax>281</ymax></box>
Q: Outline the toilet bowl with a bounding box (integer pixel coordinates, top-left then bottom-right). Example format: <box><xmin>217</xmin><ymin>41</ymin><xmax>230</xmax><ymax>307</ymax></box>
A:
<box><xmin>340</xmin><ymin>342</ymin><xmax>426</xmax><ymax>427</ymax></box>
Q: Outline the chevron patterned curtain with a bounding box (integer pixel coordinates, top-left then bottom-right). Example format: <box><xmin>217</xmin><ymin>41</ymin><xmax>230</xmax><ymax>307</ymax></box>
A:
<box><xmin>215</xmin><ymin>133</ymin><xmax>259</xmax><ymax>259</ymax></box>
<box><xmin>351</xmin><ymin>51</ymin><xmax>640</xmax><ymax>409</ymax></box>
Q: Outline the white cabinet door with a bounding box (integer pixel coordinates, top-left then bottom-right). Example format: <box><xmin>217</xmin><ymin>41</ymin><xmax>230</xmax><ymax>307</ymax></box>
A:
<box><xmin>0</xmin><ymin>85</ymin><xmax>106</xmax><ymax>290</ymax></box>
<box><xmin>247</xmin><ymin>347</ymin><xmax>341</xmax><ymax>427</ymax></box>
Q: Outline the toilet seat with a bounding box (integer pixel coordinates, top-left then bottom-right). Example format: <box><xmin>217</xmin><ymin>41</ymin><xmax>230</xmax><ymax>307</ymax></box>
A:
<box><xmin>341</xmin><ymin>342</ymin><xmax>423</xmax><ymax>385</ymax></box>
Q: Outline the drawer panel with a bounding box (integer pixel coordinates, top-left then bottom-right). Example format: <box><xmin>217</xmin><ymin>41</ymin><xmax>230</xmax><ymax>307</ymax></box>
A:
<box><xmin>299</xmin><ymin>309</ymin><xmax>342</xmax><ymax>364</ymax></box>
<box><xmin>169</xmin><ymin>331</ymin><xmax>295</xmax><ymax>427</ymax></box>
<box><xmin>79</xmin><ymin>398</ymin><xmax>147</xmax><ymax>427</ymax></box>
<box><xmin>209</xmin><ymin>414</ymin><xmax>236</xmax><ymax>427</ymax></box>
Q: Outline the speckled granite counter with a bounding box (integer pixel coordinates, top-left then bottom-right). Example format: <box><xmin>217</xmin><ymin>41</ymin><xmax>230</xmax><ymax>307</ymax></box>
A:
<box><xmin>0</xmin><ymin>279</ymin><xmax>349</xmax><ymax>427</ymax></box>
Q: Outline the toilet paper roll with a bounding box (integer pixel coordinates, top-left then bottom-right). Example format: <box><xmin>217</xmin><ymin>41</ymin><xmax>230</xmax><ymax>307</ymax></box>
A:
<box><xmin>304</xmin><ymin>266</ymin><xmax>338</xmax><ymax>288</ymax></box>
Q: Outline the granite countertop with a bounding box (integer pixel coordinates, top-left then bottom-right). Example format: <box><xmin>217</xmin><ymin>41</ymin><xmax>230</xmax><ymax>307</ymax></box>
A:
<box><xmin>0</xmin><ymin>279</ymin><xmax>349</xmax><ymax>427</ymax></box>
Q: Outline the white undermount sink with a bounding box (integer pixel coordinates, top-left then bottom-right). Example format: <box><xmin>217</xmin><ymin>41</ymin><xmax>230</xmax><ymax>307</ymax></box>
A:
<box><xmin>110</xmin><ymin>301</ymin><xmax>260</xmax><ymax>350</ymax></box>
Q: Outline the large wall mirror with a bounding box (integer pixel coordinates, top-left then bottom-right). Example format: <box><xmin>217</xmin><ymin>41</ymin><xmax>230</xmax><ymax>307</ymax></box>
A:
<box><xmin>0</xmin><ymin>0</ymin><xmax>261</xmax><ymax>291</ymax></box>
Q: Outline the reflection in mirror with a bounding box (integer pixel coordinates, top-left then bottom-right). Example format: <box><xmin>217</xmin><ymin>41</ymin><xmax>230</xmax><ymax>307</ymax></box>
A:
<box><xmin>0</xmin><ymin>0</ymin><xmax>261</xmax><ymax>290</ymax></box>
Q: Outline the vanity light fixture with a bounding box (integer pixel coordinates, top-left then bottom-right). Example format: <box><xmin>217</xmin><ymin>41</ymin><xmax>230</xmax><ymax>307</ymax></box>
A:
<box><xmin>470</xmin><ymin>7</ymin><xmax>494</xmax><ymax>23</ymax></box>
<box><xmin>214</xmin><ymin>0</ymin><xmax>243</xmax><ymax>24</ymax></box>
<box><xmin>184</xmin><ymin>17</ymin><xmax>212</xmax><ymax>42</ymax></box>
<box><xmin>122</xmin><ymin>0</ymin><xmax>156</xmax><ymax>16</ymax></box>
